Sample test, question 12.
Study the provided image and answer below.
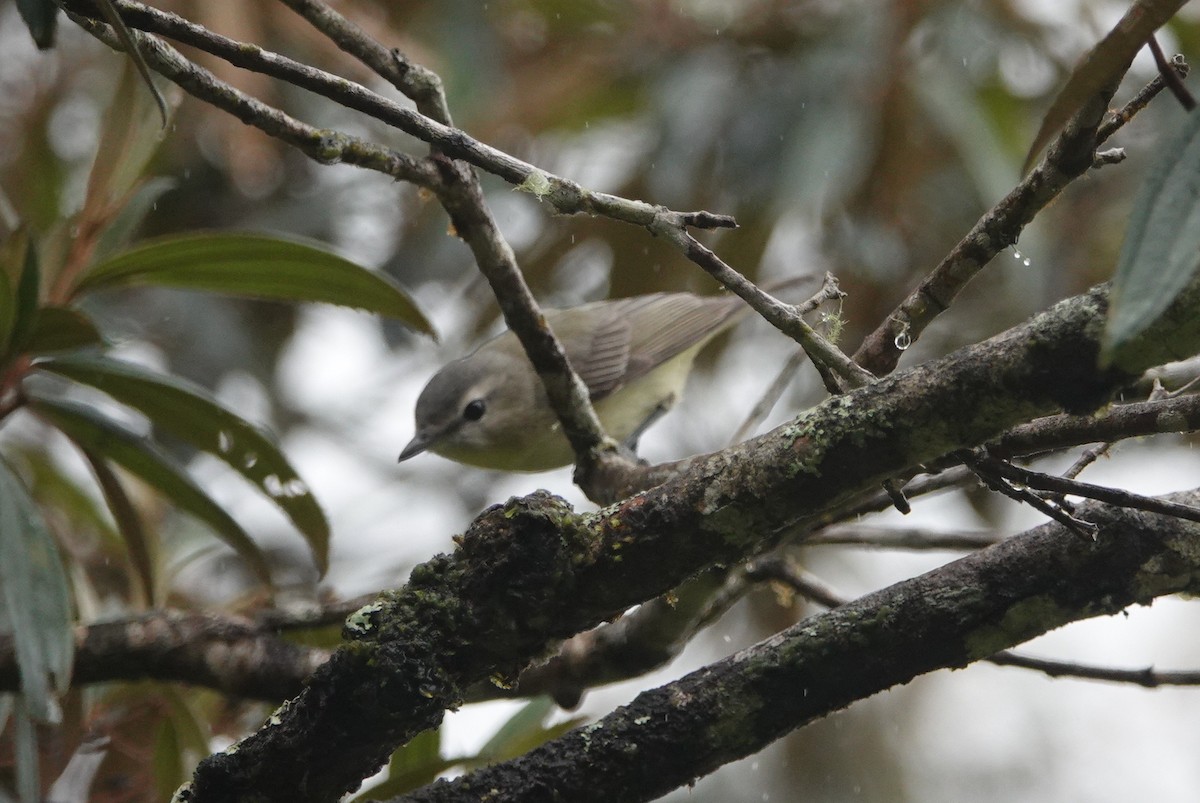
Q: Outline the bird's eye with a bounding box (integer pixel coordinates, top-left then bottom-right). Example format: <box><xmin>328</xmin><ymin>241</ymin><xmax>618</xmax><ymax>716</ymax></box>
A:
<box><xmin>463</xmin><ymin>399</ymin><xmax>487</xmax><ymax>421</ymax></box>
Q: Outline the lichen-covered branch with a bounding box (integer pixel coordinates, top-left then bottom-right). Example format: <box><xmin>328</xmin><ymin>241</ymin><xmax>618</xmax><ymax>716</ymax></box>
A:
<box><xmin>0</xmin><ymin>610</ymin><xmax>327</xmax><ymax>702</ymax></box>
<box><xmin>397</xmin><ymin>491</ymin><xmax>1200</xmax><ymax>802</ymax></box>
<box><xmin>176</xmin><ymin>274</ymin><xmax>1200</xmax><ymax>802</ymax></box>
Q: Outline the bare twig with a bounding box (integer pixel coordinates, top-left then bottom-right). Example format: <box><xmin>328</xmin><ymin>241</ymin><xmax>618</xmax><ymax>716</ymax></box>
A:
<box><xmin>989</xmin><ymin>651</ymin><xmax>1200</xmax><ymax>687</ymax></box>
<box><xmin>977</xmin><ymin>453</ymin><xmax>1200</xmax><ymax>526</ymax></box>
<box><xmin>62</xmin><ymin>0</ymin><xmax>738</xmax><ymax>235</ymax></box>
<box><xmin>989</xmin><ymin>391</ymin><xmax>1200</xmax><ymax>459</ymax></box>
<box><xmin>647</xmin><ymin>225</ymin><xmax>873</xmax><ymax>391</ymax></box>
<box><xmin>730</xmin><ymin>348</ymin><xmax>808</xmax><ymax>445</ymax></box>
<box><xmin>1095</xmin><ymin>53</ymin><xmax>1189</xmax><ymax>141</ymax></box>
<box><xmin>729</xmin><ymin>273</ymin><xmax>846</xmax><ymax>443</ymax></box>
<box><xmin>276</xmin><ymin>0</ymin><xmax>454</xmax><ymax>123</ymax></box>
<box><xmin>853</xmin><ymin>60</ymin><xmax>1179</xmax><ymax>376</ymax></box>
<box><xmin>65</xmin><ymin>10</ymin><xmax>439</xmax><ymax>187</ymax></box>
<box><xmin>958</xmin><ymin>449</ymin><xmax>1099</xmax><ymax>541</ymax></box>
<box><xmin>1148</xmin><ymin>37</ymin><xmax>1195</xmax><ymax>111</ymax></box>
<box><xmin>806</xmin><ymin>525</ymin><xmax>1003</xmax><ymax>551</ymax></box>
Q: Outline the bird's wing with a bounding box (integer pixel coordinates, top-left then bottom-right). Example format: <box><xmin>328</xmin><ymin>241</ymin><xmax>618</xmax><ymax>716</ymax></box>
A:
<box><xmin>571</xmin><ymin>308</ymin><xmax>633</xmax><ymax>398</ymax></box>
<box><xmin>554</xmin><ymin>293</ymin><xmax>744</xmax><ymax>401</ymax></box>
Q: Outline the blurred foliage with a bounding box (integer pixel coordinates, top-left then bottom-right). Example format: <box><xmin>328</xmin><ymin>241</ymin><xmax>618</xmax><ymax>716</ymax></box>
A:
<box><xmin>0</xmin><ymin>0</ymin><xmax>1198</xmax><ymax>800</ymax></box>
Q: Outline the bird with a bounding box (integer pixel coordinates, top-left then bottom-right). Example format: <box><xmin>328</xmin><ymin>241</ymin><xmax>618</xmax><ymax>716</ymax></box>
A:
<box><xmin>399</xmin><ymin>278</ymin><xmax>814</xmax><ymax>472</ymax></box>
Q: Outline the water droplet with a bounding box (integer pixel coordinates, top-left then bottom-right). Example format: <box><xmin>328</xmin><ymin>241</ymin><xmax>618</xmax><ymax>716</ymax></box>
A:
<box><xmin>243</xmin><ymin>452</ymin><xmax>258</xmax><ymax>469</ymax></box>
<box><xmin>264</xmin><ymin>475</ymin><xmax>283</xmax><ymax>497</ymax></box>
<box><xmin>894</xmin><ymin>331</ymin><xmax>911</xmax><ymax>351</ymax></box>
<box><xmin>217</xmin><ymin>431</ymin><xmax>233</xmax><ymax>454</ymax></box>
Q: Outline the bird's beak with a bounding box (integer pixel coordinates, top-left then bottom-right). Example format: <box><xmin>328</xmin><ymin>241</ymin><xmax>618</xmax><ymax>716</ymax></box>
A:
<box><xmin>399</xmin><ymin>432</ymin><xmax>433</xmax><ymax>462</ymax></box>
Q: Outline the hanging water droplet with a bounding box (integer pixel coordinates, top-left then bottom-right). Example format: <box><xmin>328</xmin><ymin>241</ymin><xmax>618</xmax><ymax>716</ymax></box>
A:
<box><xmin>894</xmin><ymin>331</ymin><xmax>911</xmax><ymax>351</ymax></box>
<box><xmin>243</xmin><ymin>452</ymin><xmax>258</xmax><ymax>469</ymax></box>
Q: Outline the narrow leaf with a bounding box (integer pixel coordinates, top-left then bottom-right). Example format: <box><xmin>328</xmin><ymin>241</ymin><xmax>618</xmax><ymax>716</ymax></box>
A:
<box><xmin>475</xmin><ymin>697</ymin><xmax>587</xmax><ymax>764</ymax></box>
<box><xmin>28</xmin><ymin>396</ymin><xmax>273</xmax><ymax>586</ymax></box>
<box><xmin>35</xmin><ymin>354</ymin><xmax>330</xmax><ymax>574</ymax></box>
<box><xmin>80</xmin><ymin>450</ymin><xmax>156</xmax><ymax>605</ymax></box>
<box><xmin>94</xmin><ymin>0</ymin><xmax>169</xmax><ymax>127</ymax></box>
<box><xmin>0</xmin><ymin>459</ymin><xmax>74</xmax><ymax>724</ymax></box>
<box><xmin>0</xmin><ymin>230</ymin><xmax>27</xmax><ymax>354</ymax></box>
<box><xmin>1102</xmin><ymin>106</ymin><xmax>1200</xmax><ymax>367</ymax></box>
<box><xmin>93</xmin><ymin>177</ymin><xmax>177</xmax><ymax>262</ymax></box>
<box><xmin>74</xmin><ymin>232</ymin><xmax>434</xmax><ymax>336</ymax></box>
<box><xmin>16</xmin><ymin>0</ymin><xmax>57</xmax><ymax>48</ymax></box>
<box><xmin>82</xmin><ymin>53</ymin><xmax>172</xmax><ymax>218</ymax></box>
<box><xmin>1022</xmin><ymin>0</ymin><xmax>1186</xmax><ymax>172</ymax></box>
<box><xmin>9</xmin><ymin>239</ymin><xmax>41</xmax><ymax>354</ymax></box>
<box><xmin>353</xmin><ymin>730</ymin><xmax>453</xmax><ymax>800</ymax></box>
<box><xmin>23</xmin><ymin>307</ymin><xmax>104</xmax><ymax>355</ymax></box>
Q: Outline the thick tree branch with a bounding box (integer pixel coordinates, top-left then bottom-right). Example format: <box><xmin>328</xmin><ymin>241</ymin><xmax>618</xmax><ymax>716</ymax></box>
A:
<box><xmin>176</xmin><ymin>274</ymin><xmax>1200</xmax><ymax>801</ymax></box>
<box><xmin>396</xmin><ymin>492</ymin><xmax>1200</xmax><ymax>802</ymax></box>
<box><xmin>0</xmin><ymin>611</ymin><xmax>327</xmax><ymax>702</ymax></box>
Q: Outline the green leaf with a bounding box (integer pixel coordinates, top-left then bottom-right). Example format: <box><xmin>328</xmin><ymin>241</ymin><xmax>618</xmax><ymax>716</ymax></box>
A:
<box><xmin>80</xmin><ymin>450</ymin><xmax>156</xmax><ymax>605</ymax></box>
<box><xmin>28</xmin><ymin>396</ymin><xmax>273</xmax><ymax>586</ymax></box>
<box><xmin>16</xmin><ymin>0</ymin><xmax>57</xmax><ymax>49</ymax></box>
<box><xmin>34</xmin><ymin>354</ymin><xmax>330</xmax><ymax>574</ymax></box>
<box><xmin>82</xmin><ymin>58</ymin><xmax>173</xmax><ymax>220</ymax></box>
<box><xmin>0</xmin><ymin>230</ymin><xmax>28</xmax><ymax>354</ymax></box>
<box><xmin>23</xmin><ymin>307</ymin><xmax>104</xmax><ymax>355</ymax></box>
<box><xmin>73</xmin><ymin>232</ymin><xmax>435</xmax><ymax>336</ymax></box>
<box><xmin>1022</xmin><ymin>0</ymin><xmax>1186</xmax><ymax>172</ymax></box>
<box><xmin>473</xmin><ymin>697</ymin><xmax>589</xmax><ymax>765</ymax></box>
<box><xmin>1102</xmin><ymin>106</ymin><xmax>1200</xmax><ymax>368</ymax></box>
<box><xmin>0</xmin><ymin>459</ymin><xmax>73</xmax><ymax>724</ymax></box>
<box><xmin>9</xmin><ymin>240</ymin><xmax>41</xmax><ymax>355</ymax></box>
<box><xmin>92</xmin><ymin>177</ymin><xmax>177</xmax><ymax>263</ymax></box>
<box><xmin>352</xmin><ymin>730</ymin><xmax>454</xmax><ymax>800</ymax></box>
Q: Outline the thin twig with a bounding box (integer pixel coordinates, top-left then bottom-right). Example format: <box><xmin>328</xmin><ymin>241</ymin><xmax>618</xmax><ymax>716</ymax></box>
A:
<box><xmin>980</xmin><ymin>454</ymin><xmax>1200</xmax><ymax>526</ymax></box>
<box><xmin>647</xmin><ymin>224</ymin><xmax>873</xmax><ymax>392</ymax></box>
<box><xmin>853</xmin><ymin>60</ymin><xmax>1180</xmax><ymax>376</ymax></box>
<box><xmin>276</xmin><ymin>0</ymin><xmax>454</xmax><ymax>123</ymax></box>
<box><xmin>730</xmin><ymin>348</ymin><xmax>808</xmax><ymax>445</ymax></box>
<box><xmin>806</xmin><ymin>525</ymin><xmax>1003</xmax><ymax>551</ymax></box>
<box><xmin>988</xmin><ymin>651</ymin><xmax>1200</xmax><ymax>688</ymax></box>
<box><xmin>958</xmin><ymin>449</ymin><xmax>1099</xmax><ymax>541</ymax></box>
<box><xmin>988</xmin><ymin>391</ymin><xmax>1200</xmax><ymax>459</ymax></box>
<box><xmin>66</xmin><ymin>10</ymin><xmax>439</xmax><ymax>187</ymax></box>
<box><xmin>62</xmin><ymin>0</ymin><xmax>739</xmax><ymax>235</ymax></box>
<box><xmin>1096</xmin><ymin>53</ymin><xmax>1189</xmax><ymax>141</ymax></box>
<box><xmin>1148</xmin><ymin>37</ymin><xmax>1195</xmax><ymax>111</ymax></box>
<box><xmin>1062</xmin><ymin>442</ymin><xmax>1112</xmax><ymax>480</ymax></box>
<box><xmin>728</xmin><ymin>273</ymin><xmax>845</xmax><ymax>443</ymax></box>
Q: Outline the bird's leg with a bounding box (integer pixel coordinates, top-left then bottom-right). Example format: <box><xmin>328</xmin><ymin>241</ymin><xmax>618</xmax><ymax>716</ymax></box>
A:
<box><xmin>623</xmin><ymin>394</ymin><xmax>676</xmax><ymax>453</ymax></box>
